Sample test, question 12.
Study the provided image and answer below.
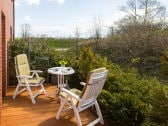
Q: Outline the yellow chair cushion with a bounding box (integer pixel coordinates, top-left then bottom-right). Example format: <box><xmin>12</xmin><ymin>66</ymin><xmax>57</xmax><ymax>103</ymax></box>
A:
<box><xmin>21</xmin><ymin>77</ymin><xmax>45</xmax><ymax>84</ymax></box>
<box><xmin>60</xmin><ymin>88</ymin><xmax>81</xmax><ymax>105</ymax></box>
<box><xmin>16</xmin><ymin>54</ymin><xmax>30</xmax><ymax>76</ymax></box>
<box><xmin>90</xmin><ymin>67</ymin><xmax>106</xmax><ymax>74</ymax></box>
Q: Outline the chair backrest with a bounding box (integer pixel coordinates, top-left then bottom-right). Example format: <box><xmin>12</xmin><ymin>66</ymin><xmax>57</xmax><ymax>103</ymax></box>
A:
<box><xmin>77</xmin><ymin>68</ymin><xmax>108</xmax><ymax>109</ymax></box>
<box><xmin>14</xmin><ymin>54</ymin><xmax>30</xmax><ymax>76</ymax></box>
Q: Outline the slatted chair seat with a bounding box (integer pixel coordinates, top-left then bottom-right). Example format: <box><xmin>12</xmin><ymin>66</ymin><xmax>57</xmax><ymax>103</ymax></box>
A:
<box><xmin>13</xmin><ymin>54</ymin><xmax>46</xmax><ymax>104</ymax></box>
<box><xmin>56</xmin><ymin>67</ymin><xmax>108</xmax><ymax>126</ymax></box>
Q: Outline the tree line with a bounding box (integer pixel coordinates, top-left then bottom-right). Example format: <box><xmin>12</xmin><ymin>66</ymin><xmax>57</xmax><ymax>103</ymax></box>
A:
<box><xmin>99</xmin><ymin>0</ymin><xmax>168</xmax><ymax>77</ymax></box>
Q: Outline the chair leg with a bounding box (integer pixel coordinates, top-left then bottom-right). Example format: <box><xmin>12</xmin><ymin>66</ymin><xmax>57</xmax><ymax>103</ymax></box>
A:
<box><xmin>40</xmin><ymin>83</ymin><xmax>46</xmax><ymax>95</ymax></box>
<box><xmin>56</xmin><ymin>98</ymin><xmax>66</xmax><ymax>119</ymax></box>
<box><xmin>26</xmin><ymin>84</ymin><xmax>36</xmax><ymax>104</ymax></box>
<box><xmin>71</xmin><ymin>101</ymin><xmax>82</xmax><ymax>126</ymax></box>
<box><xmin>13</xmin><ymin>84</ymin><xmax>20</xmax><ymax>99</ymax></box>
<box><xmin>95</xmin><ymin>101</ymin><xmax>104</xmax><ymax>124</ymax></box>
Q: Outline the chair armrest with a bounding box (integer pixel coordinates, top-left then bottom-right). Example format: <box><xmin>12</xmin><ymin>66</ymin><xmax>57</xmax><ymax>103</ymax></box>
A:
<box><xmin>30</xmin><ymin>70</ymin><xmax>43</xmax><ymax>73</ymax></box>
<box><xmin>80</xmin><ymin>82</ymin><xmax>86</xmax><ymax>86</ymax></box>
<box><xmin>30</xmin><ymin>70</ymin><xmax>43</xmax><ymax>78</ymax></box>
<box><xmin>16</xmin><ymin>75</ymin><xmax>33</xmax><ymax>79</ymax></box>
<box><xmin>61</xmin><ymin>88</ymin><xmax>81</xmax><ymax>101</ymax></box>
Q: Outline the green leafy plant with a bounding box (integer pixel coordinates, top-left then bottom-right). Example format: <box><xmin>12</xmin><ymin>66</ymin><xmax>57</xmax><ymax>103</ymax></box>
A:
<box><xmin>98</xmin><ymin>65</ymin><xmax>168</xmax><ymax>126</ymax></box>
<box><xmin>78</xmin><ymin>46</ymin><xmax>108</xmax><ymax>81</ymax></box>
<box><xmin>58</xmin><ymin>60</ymin><xmax>67</xmax><ymax>66</ymax></box>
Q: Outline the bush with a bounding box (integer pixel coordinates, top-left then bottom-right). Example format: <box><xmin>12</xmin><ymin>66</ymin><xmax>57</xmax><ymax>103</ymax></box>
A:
<box><xmin>78</xmin><ymin>46</ymin><xmax>108</xmax><ymax>81</ymax></box>
<box><xmin>148</xmin><ymin>86</ymin><xmax>168</xmax><ymax>125</ymax></box>
<box><xmin>98</xmin><ymin>65</ymin><xmax>168</xmax><ymax>126</ymax></box>
<box><xmin>98</xmin><ymin>90</ymin><xmax>145</xmax><ymax>126</ymax></box>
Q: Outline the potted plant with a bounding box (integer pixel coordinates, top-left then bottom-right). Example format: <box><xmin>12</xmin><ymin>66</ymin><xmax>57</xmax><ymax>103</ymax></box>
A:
<box><xmin>58</xmin><ymin>60</ymin><xmax>67</xmax><ymax>68</ymax></box>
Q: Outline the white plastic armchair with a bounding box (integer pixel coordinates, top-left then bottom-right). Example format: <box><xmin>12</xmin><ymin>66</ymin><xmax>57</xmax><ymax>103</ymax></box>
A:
<box><xmin>56</xmin><ymin>67</ymin><xmax>108</xmax><ymax>126</ymax></box>
<box><xmin>13</xmin><ymin>54</ymin><xmax>46</xmax><ymax>104</ymax></box>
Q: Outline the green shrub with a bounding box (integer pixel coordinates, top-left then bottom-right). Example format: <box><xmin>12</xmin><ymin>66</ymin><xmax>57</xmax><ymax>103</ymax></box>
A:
<box><xmin>148</xmin><ymin>86</ymin><xmax>168</xmax><ymax>125</ymax></box>
<box><xmin>98</xmin><ymin>91</ymin><xmax>146</xmax><ymax>126</ymax></box>
<box><xmin>78</xmin><ymin>46</ymin><xmax>108</xmax><ymax>81</ymax></box>
<box><xmin>98</xmin><ymin>65</ymin><xmax>168</xmax><ymax>126</ymax></box>
<box><xmin>68</xmin><ymin>46</ymin><xmax>109</xmax><ymax>89</ymax></box>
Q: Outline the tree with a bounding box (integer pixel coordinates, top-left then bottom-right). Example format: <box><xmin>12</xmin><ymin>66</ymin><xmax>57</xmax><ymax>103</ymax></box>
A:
<box><xmin>139</xmin><ymin>0</ymin><xmax>166</xmax><ymax>24</ymax></box>
<box><xmin>78</xmin><ymin>47</ymin><xmax>108</xmax><ymax>80</ymax></box>
<box><xmin>92</xmin><ymin>16</ymin><xmax>103</xmax><ymax>53</ymax></box>
<box><xmin>74</xmin><ymin>27</ymin><xmax>80</xmax><ymax>56</ymax></box>
<box><xmin>20</xmin><ymin>23</ymin><xmax>31</xmax><ymax>41</ymax></box>
<box><xmin>121</xmin><ymin>0</ymin><xmax>166</xmax><ymax>24</ymax></box>
<box><xmin>121</xmin><ymin>0</ymin><xmax>138</xmax><ymax>23</ymax></box>
<box><xmin>108</xmin><ymin>0</ymin><xmax>167</xmax><ymax>76</ymax></box>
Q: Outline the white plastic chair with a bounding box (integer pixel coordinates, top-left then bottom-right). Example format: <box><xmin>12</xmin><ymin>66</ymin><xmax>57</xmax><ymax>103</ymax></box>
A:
<box><xmin>56</xmin><ymin>68</ymin><xmax>108</xmax><ymax>126</ymax></box>
<box><xmin>13</xmin><ymin>54</ymin><xmax>46</xmax><ymax>104</ymax></box>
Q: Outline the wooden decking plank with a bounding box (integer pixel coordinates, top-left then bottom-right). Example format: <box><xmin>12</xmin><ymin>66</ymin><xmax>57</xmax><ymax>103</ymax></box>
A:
<box><xmin>2</xmin><ymin>85</ymin><xmax>103</xmax><ymax>126</ymax></box>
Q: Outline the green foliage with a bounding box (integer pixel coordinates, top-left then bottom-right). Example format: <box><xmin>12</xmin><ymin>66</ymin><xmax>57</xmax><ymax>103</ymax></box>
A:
<box><xmin>98</xmin><ymin>90</ymin><xmax>145</xmax><ymax>126</ymax></box>
<box><xmin>148</xmin><ymin>86</ymin><xmax>168</xmax><ymax>125</ymax></box>
<box><xmin>131</xmin><ymin>57</ymin><xmax>141</xmax><ymax>64</ymax></box>
<box><xmin>160</xmin><ymin>51</ymin><xmax>168</xmax><ymax>75</ymax></box>
<box><xmin>58</xmin><ymin>60</ymin><xmax>68</xmax><ymax>66</ymax></box>
<box><xmin>98</xmin><ymin>64</ymin><xmax>168</xmax><ymax>126</ymax></box>
<box><xmin>46</xmin><ymin>38</ymin><xmax>75</xmax><ymax>48</ymax></box>
<box><xmin>141</xmin><ymin>119</ymin><xmax>159</xmax><ymax>126</ymax></box>
<box><xmin>78</xmin><ymin>46</ymin><xmax>108</xmax><ymax>81</ymax></box>
<box><xmin>101</xmin><ymin>23</ymin><xmax>168</xmax><ymax>77</ymax></box>
<box><xmin>78</xmin><ymin>47</ymin><xmax>94</xmax><ymax>80</ymax></box>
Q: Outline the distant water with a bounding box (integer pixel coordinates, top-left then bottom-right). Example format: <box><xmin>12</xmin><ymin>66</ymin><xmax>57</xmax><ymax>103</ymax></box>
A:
<box><xmin>55</xmin><ymin>48</ymin><xmax>69</xmax><ymax>51</ymax></box>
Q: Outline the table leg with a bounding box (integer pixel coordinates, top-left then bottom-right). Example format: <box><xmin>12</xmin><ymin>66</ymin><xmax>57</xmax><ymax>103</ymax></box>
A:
<box><xmin>58</xmin><ymin>75</ymin><xmax>69</xmax><ymax>90</ymax></box>
<box><xmin>47</xmin><ymin>75</ymin><xmax>69</xmax><ymax>97</ymax></box>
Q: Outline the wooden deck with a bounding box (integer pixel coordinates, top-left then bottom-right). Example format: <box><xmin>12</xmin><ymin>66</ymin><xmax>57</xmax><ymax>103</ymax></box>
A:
<box><xmin>2</xmin><ymin>85</ymin><xmax>104</xmax><ymax>126</ymax></box>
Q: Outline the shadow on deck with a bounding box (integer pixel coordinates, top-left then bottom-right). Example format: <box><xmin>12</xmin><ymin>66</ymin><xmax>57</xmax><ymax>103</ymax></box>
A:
<box><xmin>2</xmin><ymin>85</ymin><xmax>104</xmax><ymax>126</ymax></box>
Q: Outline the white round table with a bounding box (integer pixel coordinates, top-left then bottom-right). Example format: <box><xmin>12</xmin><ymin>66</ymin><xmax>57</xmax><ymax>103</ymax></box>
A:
<box><xmin>48</xmin><ymin>67</ymin><xmax>75</xmax><ymax>93</ymax></box>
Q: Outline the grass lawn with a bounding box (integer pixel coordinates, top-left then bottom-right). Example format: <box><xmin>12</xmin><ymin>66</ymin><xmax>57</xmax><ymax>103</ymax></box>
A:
<box><xmin>46</xmin><ymin>38</ymin><xmax>75</xmax><ymax>48</ymax></box>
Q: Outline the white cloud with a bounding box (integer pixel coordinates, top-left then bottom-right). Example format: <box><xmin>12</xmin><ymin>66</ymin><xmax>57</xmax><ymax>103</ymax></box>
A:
<box><xmin>15</xmin><ymin>0</ymin><xmax>65</xmax><ymax>6</ymax></box>
<box><xmin>24</xmin><ymin>16</ymin><xmax>31</xmax><ymax>21</ymax></box>
<box><xmin>48</xmin><ymin>0</ymin><xmax>65</xmax><ymax>4</ymax></box>
<box><xmin>15</xmin><ymin>0</ymin><xmax>41</xmax><ymax>6</ymax></box>
<box><xmin>27</xmin><ymin>0</ymin><xmax>41</xmax><ymax>5</ymax></box>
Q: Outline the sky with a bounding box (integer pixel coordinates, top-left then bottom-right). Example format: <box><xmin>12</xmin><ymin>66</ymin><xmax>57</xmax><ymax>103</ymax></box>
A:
<box><xmin>15</xmin><ymin>0</ymin><xmax>168</xmax><ymax>38</ymax></box>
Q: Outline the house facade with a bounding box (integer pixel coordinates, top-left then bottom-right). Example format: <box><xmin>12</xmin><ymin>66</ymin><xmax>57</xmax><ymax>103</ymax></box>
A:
<box><xmin>0</xmin><ymin>0</ymin><xmax>14</xmax><ymax>124</ymax></box>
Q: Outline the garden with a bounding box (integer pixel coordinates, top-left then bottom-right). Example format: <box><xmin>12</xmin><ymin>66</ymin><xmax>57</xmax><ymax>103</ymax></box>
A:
<box><xmin>9</xmin><ymin>40</ymin><xmax>168</xmax><ymax>126</ymax></box>
<box><xmin>9</xmin><ymin>0</ymin><xmax>168</xmax><ymax>125</ymax></box>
